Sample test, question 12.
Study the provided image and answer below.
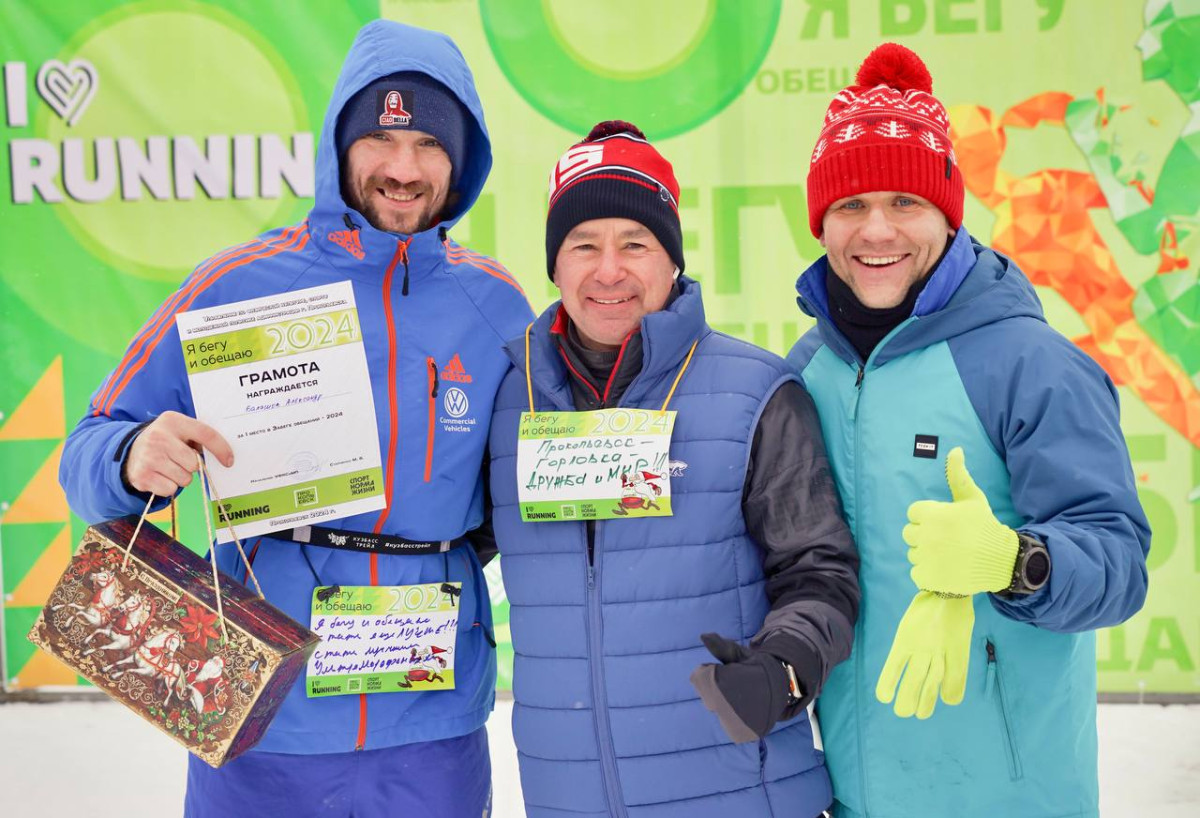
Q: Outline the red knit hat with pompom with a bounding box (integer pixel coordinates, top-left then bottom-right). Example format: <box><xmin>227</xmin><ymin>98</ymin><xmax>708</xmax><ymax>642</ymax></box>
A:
<box><xmin>805</xmin><ymin>43</ymin><xmax>962</xmax><ymax>237</ymax></box>
<box><xmin>545</xmin><ymin>120</ymin><xmax>683</xmax><ymax>279</ymax></box>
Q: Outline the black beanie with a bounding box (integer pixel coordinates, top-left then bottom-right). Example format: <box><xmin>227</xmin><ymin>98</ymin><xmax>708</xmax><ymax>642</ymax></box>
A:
<box><xmin>545</xmin><ymin>121</ymin><xmax>684</xmax><ymax>279</ymax></box>
<box><xmin>336</xmin><ymin>72</ymin><xmax>469</xmax><ymax>188</ymax></box>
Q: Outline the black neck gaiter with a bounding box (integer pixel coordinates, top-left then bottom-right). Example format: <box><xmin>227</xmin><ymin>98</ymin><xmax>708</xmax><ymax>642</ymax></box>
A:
<box><xmin>826</xmin><ymin>267</ymin><xmax>931</xmax><ymax>363</ymax></box>
<box><xmin>566</xmin><ymin>321</ymin><xmax>620</xmax><ymax>386</ymax></box>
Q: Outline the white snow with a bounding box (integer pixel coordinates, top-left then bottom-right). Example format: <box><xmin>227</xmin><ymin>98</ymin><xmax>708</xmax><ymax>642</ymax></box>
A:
<box><xmin>0</xmin><ymin>698</ymin><xmax>1196</xmax><ymax>816</ymax></box>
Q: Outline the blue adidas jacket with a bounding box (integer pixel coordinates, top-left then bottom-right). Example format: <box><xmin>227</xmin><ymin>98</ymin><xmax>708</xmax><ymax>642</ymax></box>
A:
<box><xmin>59</xmin><ymin>20</ymin><xmax>533</xmax><ymax>754</ymax></box>
<box><xmin>786</xmin><ymin>228</ymin><xmax>1150</xmax><ymax>817</ymax></box>
<box><xmin>490</xmin><ymin>280</ymin><xmax>834</xmax><ymax>818</ymax></box>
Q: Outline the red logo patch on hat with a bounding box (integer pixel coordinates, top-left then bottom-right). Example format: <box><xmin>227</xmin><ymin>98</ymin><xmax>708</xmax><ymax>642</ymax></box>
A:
<box><xmin>548</xmin><ymin>144</ymin><xmax>604</xmax><ymax>203</ymax></box>
<box><xmin>377</xmin><ymin>89</ymin><xmax>412</xmax><ymax>127</ymax></box>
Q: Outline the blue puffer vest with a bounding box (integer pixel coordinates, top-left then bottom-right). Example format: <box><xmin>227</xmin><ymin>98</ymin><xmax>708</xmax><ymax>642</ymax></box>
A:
<box><xmin>489</xmin><ymin>279</ymin><xmax>832</xmax><ymax>818</ymax></box>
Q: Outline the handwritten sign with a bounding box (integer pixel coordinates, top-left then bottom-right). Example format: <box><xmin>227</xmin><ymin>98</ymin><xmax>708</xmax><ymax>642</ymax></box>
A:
<box><xmin>305</xmin><ymin>583</ymin><xmax>459</xmax><ymax>697</ymax></box>
<box><xmin>515</xmin><ymin>408</ymin><xmax>676</xmax><ymax>522</ymax></box>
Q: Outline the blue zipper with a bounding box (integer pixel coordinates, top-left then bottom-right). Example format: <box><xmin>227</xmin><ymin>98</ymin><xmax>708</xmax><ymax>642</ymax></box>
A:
<box><xmin>985</xmin><ymin>639</ymin><xmax>1024</xmax><ymax>780</ymax></box>
<box><xmin>585</xmin><ymin>531</ymin><xmax>627</xmax><ymax>817</ymax></box>
<box><xmin>848</xmin><ymin>316</ymin><xmax>916</xmax><ymax>813</ymax></box>
<box><xmin>849</xmin><ymin>358</ymin><xmax>870</xmax><ymax>816</ymax></box>
<box><xmin>572</xmin><ymin>331</ymin><xmax>689</xmax><ymax>817</ymax></box>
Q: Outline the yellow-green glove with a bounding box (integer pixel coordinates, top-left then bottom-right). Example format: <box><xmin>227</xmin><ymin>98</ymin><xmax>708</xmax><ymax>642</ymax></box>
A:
<box><xmin>875</xmin><ymin>591</ymin><xmax>974</xmax><ymax>719</ymax></box>
<box><xmin>903</xmin><ymin>446</ymin><xmax>1019</xmax><ymax>596</ymax></box>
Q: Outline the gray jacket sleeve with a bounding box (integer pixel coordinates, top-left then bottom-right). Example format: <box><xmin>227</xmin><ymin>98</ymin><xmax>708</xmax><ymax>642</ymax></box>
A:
<box><xmin>745</xmin><ymin>380</ymin><xmax>859</xmax><ymax>712</ymax></box>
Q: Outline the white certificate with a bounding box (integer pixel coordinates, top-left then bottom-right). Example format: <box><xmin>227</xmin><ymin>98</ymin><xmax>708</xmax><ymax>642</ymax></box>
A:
<box><xmin>176</xmin><ymin>281</ymin><xmax>385</xmax><ymax>543</ymax></box>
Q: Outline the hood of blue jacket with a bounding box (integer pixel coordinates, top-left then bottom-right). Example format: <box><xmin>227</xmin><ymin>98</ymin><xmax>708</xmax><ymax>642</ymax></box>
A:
<box><xmin>311</xmin><ymin>19</ymin><xmax>491</xmax><ymax>236</ymax></box>
<box><xmin>795</xmin><ymin>227</ymin><xmax>1048</xmax><ymax>367</ymax></box>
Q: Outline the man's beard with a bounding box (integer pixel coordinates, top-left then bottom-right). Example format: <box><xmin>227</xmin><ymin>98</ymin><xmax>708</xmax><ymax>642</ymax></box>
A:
<box><xmin>344</xmin><ymin>179</ymin><xmax>452</xmax><ymax>235</ymax></box>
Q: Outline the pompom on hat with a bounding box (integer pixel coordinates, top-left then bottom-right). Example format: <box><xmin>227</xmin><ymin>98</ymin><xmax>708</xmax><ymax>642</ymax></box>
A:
<box><xmin>545</xmin><ymin>120</ymin><xmax>683</xmax><ymax>279</ymax></box>
<box><xmin>805</xmin><ymin>43</ymin><xmax>963</xmax><ymax>237</ymax></box>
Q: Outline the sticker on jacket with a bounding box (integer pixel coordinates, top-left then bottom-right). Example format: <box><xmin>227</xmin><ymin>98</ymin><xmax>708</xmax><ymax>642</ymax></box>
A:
<box><xmin>913</xmin><ymin>434</ymin><xmax>939</xmax><ymax>459</ymax></box>
<box><xmin>306</xmin><ymin>583</ymin><xmax>459</xmax><ymax>697</ymax></box>
<box><xmin>516</xmin><ymin>408</ymin><xmax>676</xmax><ymax>522</ymax></box>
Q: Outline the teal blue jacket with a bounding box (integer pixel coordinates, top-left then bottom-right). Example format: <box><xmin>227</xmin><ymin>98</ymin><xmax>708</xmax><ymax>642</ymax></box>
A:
<box><xmin>786</xmin><ymin>229</ymin><xmax>1150</xmax><ymax>817</ymax></box>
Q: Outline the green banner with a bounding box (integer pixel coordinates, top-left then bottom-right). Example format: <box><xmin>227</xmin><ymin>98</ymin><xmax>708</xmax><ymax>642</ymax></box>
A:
<box><xmin>2</xmin><ymin>0</ymin><xmax>1198</xmax><ymax>695</ymax></box>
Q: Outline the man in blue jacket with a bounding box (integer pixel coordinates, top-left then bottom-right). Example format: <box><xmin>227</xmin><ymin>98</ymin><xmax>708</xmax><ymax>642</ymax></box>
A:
<box><xmin>787</xmin><ymin>43</ymin><xmax>1151</xmax><ymax>817</ymax></box>
<box><xmin>59</xmin><ymin>20</ymin><xmax>532</xmax><ymax>818</ymax></box>
<box><xmin>488</xmin><ymin>121</ymin><xmax>860</xmax><ymax>818</ymax></box>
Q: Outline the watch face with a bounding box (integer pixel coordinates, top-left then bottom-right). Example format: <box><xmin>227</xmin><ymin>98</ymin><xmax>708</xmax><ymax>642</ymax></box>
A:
<box><xmin>1025</xmin><ymin>549</ymin><xmax>1050</xmax><ymax>587</ymax></box>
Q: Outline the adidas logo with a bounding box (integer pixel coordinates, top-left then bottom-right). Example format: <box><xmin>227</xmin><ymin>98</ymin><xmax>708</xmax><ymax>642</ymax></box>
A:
<box><xmin>328</xmin><ymin>229</ymin><xmax>365</xmax><ymax>260</ymax></box>
<box><xmin>441</xmin><ymin>354</ymin><xmax>472</xmax><ymax>383</ymax></box>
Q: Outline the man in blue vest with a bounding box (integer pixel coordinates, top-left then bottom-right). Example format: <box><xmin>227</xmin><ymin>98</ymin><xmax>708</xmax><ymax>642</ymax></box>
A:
<box><xmin>59</xmin><ymin>20</ymin><xmax>532</xmax><ymax>818</ymax></box>
<box><xmin>787</xmin><ymin>43</ymin><xmax>1151</xmax><ymax>817</ymax></box>
<box><xmin>487</xmin><ymin>120</ymin><xmax>860</xmax><ymax>818</ymax></box>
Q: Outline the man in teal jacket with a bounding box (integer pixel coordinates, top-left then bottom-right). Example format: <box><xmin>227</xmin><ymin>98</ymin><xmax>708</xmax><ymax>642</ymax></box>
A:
<box><xmin>786</xmin><ymin>43</ymin><xmax>1151</xmax><ymax>817</ymax></box>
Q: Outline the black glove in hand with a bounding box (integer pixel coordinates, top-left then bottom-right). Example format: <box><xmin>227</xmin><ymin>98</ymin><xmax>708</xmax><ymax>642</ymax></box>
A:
<box><xmin>689</xmin><ymin>632</ymin><xmax>791</xmax><ymax>744</ymax></box>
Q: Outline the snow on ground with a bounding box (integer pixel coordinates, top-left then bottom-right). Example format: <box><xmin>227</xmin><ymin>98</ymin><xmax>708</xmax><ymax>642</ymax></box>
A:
<box><xmin>0</xmin><ymin>698</ymin><xmax>1197</xmax><ymax>816</ymax></box>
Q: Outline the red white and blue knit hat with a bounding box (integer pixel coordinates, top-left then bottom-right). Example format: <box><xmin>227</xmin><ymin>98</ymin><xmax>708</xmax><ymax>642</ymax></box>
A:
<box><xmin>545</xmin><ymin>121</ymin><xmax>683</xmax><ymax>279</ymax></box>
<box><xmin>806</xmin><ymin>43</ymin><xmax>963</xmax><ymax>237</ymax></box>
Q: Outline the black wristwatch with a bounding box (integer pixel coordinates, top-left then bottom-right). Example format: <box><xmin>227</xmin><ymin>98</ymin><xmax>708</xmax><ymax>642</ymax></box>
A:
<box><xmin>1006</xmin><ymin>532</ymin><xmax>1051</xmax><ymax>595</ymax></box>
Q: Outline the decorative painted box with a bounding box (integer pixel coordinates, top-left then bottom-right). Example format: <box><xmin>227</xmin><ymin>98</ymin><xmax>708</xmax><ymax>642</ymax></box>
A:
<box><xmin>28</xmin><ymin>516</ymin><xmax>319</xmax><ymax>767</ymax></box>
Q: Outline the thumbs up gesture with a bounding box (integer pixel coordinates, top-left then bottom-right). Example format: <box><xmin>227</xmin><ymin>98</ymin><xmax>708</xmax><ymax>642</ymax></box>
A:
<box><xmin>903</xmin><ymin>447</ymin><xmax>1019</xmax><ymax>596</ymax></box>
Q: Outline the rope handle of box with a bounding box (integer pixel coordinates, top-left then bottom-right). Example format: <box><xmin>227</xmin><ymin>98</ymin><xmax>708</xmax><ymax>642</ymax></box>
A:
<box><xmin>120</xmin><ymin>452</ymin><xmax>265</xmax><ymax>643</ymax></box>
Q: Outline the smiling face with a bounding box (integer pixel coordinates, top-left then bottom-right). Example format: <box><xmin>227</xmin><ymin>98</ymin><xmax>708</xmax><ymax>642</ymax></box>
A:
<box><xmin>554</xmin><ymin>218</ymin><xmax>677</xmax><ymax>350</ymax></box>
<box><xmin>820</xmin><ymin>191</ymin><xmax>954</xmax><ymax>308</ymax></box>
<box><xmin>342</xmin><ymin>128</ymin><xmax>452</xmax><ymax>235</ymax></box>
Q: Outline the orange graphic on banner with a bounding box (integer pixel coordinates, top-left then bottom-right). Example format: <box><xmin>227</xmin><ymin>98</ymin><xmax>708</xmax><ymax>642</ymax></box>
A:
<box><xmin>950</xmin><ymin>97</ymin><xmax>1200</xmax><ymax>448</ymax></box>
<box><xmin>7</xmin><ymin>525</ymin><xmax>71</xmax><ymax>607</ymax></box>
<box><xmin>0</xmin><ymin>357</ymin><xmax>65</xmax><ymax>441</ymax></box>
<box><xmin>11</xmin><ymin>647</ymin><xmax>78</xmax><ymax>688</ymax></box>
<box><xmin>3</xmin><ymin>441</ymin><xmax>69</xmax><ymax>524</ymax></box>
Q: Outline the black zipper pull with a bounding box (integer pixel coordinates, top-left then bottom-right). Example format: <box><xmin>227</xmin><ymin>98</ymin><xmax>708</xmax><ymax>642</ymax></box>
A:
<box><xmin>396</xmin><ymin>239</ymin><xmax>411</xmax><ymax>296</ymax></box>
<box><xmin>316</xmin><ymin>584</ymin><xmax>341</xmax><ymax>602</ymax></box>
<box><xmin>986</xmin><ymin>640</ymin><xmax>996</xmax><ymax>663</ymax></box>
<box><xmin>429</xmin><ymin>360</ymin><xmax>439</xmax><ymax>398</ymax></box>
<box><xmin>855</xmin><ymin>367</ymin><xmax>865</xmax><ymax>388</ymax></box>
<box><xmin>342</xmin><ymin>213</ymin><xmax>358</xmax><ymax>230</ymax></box>
<box><xmin>473</xmin><ymin>621</ymin><xmax>496</xmax><ymax>647</ymax></box>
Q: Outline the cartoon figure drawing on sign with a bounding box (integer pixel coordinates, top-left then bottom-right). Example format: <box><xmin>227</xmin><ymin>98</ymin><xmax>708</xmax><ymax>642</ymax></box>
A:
<box><xmin>613</xmin><ymin>470</ymin><xmax>663</xmax><ymax>515</ymax></box>
<box><xmin>398</xmin><ymin>645</ymin><xmax>449</xmax><ymax>688</ymax></box>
